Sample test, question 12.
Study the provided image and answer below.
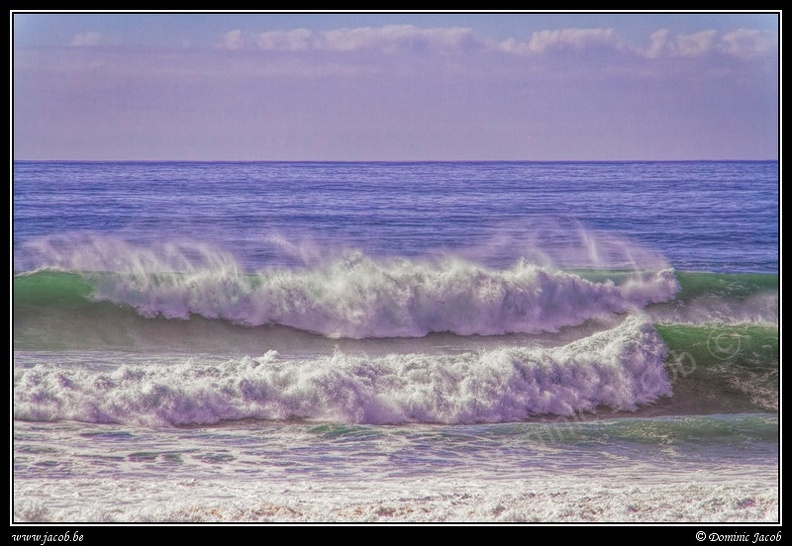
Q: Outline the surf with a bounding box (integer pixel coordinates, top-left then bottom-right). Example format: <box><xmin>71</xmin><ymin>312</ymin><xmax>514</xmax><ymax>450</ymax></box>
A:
<box><xmin>14</xmin><ymin>253</ymin><xmax>680</xmax><ymax>339</ymax></box>
<box><xmin>13</xmin><ymin>316</ymin><xmax>672</xmax><ymax>426</ymax></box>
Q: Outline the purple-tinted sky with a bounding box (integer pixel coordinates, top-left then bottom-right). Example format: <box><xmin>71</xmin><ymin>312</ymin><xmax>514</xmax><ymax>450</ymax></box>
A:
<box><xmin>12</xmin><ymin>12</ymin><xmax>779</xmax><ymax>161</ymax></box>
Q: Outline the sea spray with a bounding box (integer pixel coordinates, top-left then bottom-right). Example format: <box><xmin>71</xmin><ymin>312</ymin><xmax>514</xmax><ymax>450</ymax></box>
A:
<box><xmin>14</xmin><ymin>235</ymin><xmax>681</xmax><ymax>338</ymax></box>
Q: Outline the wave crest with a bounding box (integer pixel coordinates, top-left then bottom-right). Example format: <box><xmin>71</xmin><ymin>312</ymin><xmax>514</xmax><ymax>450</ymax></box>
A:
<box><xmin>15</xmin><ymin>234</ymin><xmax>680</xmax><ymax>338</ymax></box>
<box><xmin>13</xmin><ymin>317</ymin><xmax>671</xmax><ymax>426</ymax></box>
<box><xmin>93</xmin><ymin>257</ymin><xmax>677</xmax><ymax>338</ymax></box>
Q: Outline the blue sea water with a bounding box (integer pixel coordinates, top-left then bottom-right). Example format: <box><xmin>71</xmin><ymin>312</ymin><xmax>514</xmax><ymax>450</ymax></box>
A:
<box><xmin>12</xmin><ymin>161</ymin><xmax>779</xmax><ymax>522</ymax></box>
<box><xmin>13</xmin><ymin>160</ymin><xmax>778</xmax><ymax>273</ymax></box>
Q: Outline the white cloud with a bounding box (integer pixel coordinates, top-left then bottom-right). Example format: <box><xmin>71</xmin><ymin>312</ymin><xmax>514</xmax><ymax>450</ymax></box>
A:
<box><xmin>644</xmin><ymin>29</ymin><xmax>717</xmax><ymax>58</ymax></box>
<box><xmin>230</xmin><ymin>25</ymin><xmax>628</xmax><ymax>57</ymax></box>
<box><xmin>220</xmin><ymin>30</ymin><xmax>245</xmax><ymax>50</ymax></box>
<box><xmin>645</xmin><ymin>29</ymin><xmax>671</xmax><ymax>58</ymax></box>
<box><xmin>717</xmin><ymin>29</ymin><xmax>778</xmax><ymax>58</ymax></box>
<box><xmin>675</xmin><ymin>30</ymin><xmax>718</xmax><ymax>57</ymax></box>
<box><xmin>217</xmin><ymin>24</ymin><xmax>777</xmax><ymax>65</ymax></box>
<box><xmin>220</xmin><ymin>25</ymin><xmax>483</xmax><ymax>54</ymax></box>
<box><xmin>70</xmin><ymin>32</ymin><xmax>102</xmax><ymax>47</ymax></box>
<box><xmin>254</xmin><ymin>28</ymin><xmax>313</xmax><ymax>51</ymax></box>
<box><xmin>644</xmin><ymin>28</ymin><xmax>777</xmax><ymax>59</ymax></box>
<box><xmin>521</xmin><ymin>28</ymin><xmax>625</xmax><ymax>54</ymax></box>
<box><xmin>321</xmin><ymin>25</ymin><xmax>480</xmax><ymax>53</ymax></box>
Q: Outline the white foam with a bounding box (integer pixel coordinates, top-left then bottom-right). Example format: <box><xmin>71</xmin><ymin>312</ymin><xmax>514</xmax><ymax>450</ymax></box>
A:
<box><xmin>16</xmin><ymin>234</ymin><xmax>680</xmax><ymax>338</ymax></box>
<box><xmin>13</xmin><ymin>317</ymin><xmax>671</xmax><ymax>426</ymax></box>
<box><xmin>13</xmin><ymin>473</ymin><xmax>779</xmax><ymax>523</ymax></box>
<box><xmin>96</xmin><ymin>259</ymin><xmax>679</xmax><ymax>338</ymax></box>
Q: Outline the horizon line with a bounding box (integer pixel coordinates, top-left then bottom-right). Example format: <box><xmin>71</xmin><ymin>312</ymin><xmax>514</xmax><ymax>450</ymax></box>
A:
<box><xmin>12</xmin><ymin>158</ymin><xmax>780</xmax><ymax>163</ymax></box>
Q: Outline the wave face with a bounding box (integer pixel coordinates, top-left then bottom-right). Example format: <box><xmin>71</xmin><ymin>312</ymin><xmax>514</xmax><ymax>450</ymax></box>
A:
<box><xmin>14</xmin><ymin>242</ymin><xmax>679</xmax><ymax>339</ymax></box>
<box><xmin>647</xmin><ymin>271</ymin><xmax>778</xmax><ymax>326</ymax></box>
<box><xmin>655</xmin><ymin>323</ymin><xmax>778</xmax><ymax>413</ymax></box>
<box><xmin>13</xmin><ymin>317</ymin><xmax>671</xmax><ymax>426</ymax></box>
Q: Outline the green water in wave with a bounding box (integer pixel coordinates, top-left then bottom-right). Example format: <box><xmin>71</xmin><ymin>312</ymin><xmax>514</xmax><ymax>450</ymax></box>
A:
<box><xmin>656</xmin><ymin>323</ymin><xmax>778</xmax><ymax>414</ymax></box>
<box><xmin>675</xmin><ymin>271</ymin><xmax>778</xmax><ymax>302</ymax></box>
<box><xmin>13</xmin><ymin>270</ymin><xmax>92</xmax><ymax>307</ymax></box>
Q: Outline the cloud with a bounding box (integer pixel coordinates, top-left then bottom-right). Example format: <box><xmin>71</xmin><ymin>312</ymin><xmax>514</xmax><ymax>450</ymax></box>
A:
<box><xmin>221</xmin><ymin>25</ymin><xmax>627</xmax><ymax>57</ymax></box>
<box><xmin>254</xmin><ymin>28</ymin><xmax>313</xmax><ymax>51</ymax></box>
<box><xmin>220</xmin><ymin>29</ymin><xmax>245</xmax><ymax>50</ymax></box>
<box><xmin>321</xmin><ymin>25</ymin><xmax>481</xmax><ymax>53</ymax></box>
<box><xmin>718</xmin><ymin>29</ymin><xmax>778</xmax><ymax>58</ymax></box>
<box><xmin>645</xmin><ymin>29</ymin><xmax>717</xmax><ymax>58</ymax></box>
<box><xmin>646</xmin><ymin>28</ymin><xmax>778</xmax><ymax>59</ymax></box>
<box><xmin>219</xmin><ymin>25</ymin><xmax>484</xmax><ymax>54</ymax></box>
<box><xmin>675</xmin><ymin>30</ymin><xmax>718</xmax><ymax>57</ymax></box>
<box><xmin>499</xmin><ymin>28</ymin><xmax>627</xmax><ymax>55</ymax></box>
<box><xmin>218</xmin><ymin>24</ymin><xmax>778</xmax><ymax>65</ymax></box>
<box><xmin>646</xmin><ymin>29</ymin><xmax>672</xmax><ymax>58</ymax></box>
<box><xmin>70</xmin><ymin>31</ymin><xmax>102</xmax><ymax>47</ymax></box>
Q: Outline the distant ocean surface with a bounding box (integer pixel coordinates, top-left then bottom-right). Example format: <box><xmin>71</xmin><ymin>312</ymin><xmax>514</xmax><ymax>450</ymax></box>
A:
<box><xmin>13</xmin><ymin>161</ymin><xmax>778</xmax><ymax>522</ymax></box>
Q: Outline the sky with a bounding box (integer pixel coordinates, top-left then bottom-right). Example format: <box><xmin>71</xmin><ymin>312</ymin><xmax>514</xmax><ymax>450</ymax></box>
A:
<box><xmin>12</xmin><ymin>11</ymin><xmax>780</xmax><ymax>161</ymax></box>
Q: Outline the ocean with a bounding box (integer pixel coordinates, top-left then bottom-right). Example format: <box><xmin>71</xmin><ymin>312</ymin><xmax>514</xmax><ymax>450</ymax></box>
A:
<box><xmin>12</xmin><ymin>160</ymin><xmax>779</xmax><ymax>524</ymax></box>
